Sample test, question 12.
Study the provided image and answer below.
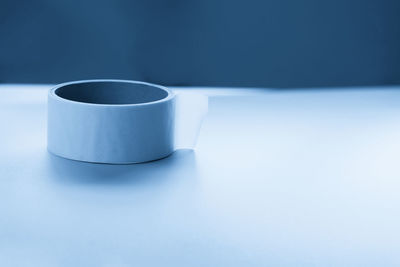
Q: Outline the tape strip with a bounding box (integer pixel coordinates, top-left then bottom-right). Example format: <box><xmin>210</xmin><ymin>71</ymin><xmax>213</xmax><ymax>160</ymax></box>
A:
<box><xmin>174</xmin><ymin>91</ymin><xmax>208</xmax><ymax>149</ymax></box>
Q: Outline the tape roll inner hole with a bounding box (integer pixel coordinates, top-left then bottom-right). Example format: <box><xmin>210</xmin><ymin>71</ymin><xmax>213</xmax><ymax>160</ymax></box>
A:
<box><xmin>55</xmin><ymin>81</ymin><xmax>169</xmax><ymax>105</ymax></box>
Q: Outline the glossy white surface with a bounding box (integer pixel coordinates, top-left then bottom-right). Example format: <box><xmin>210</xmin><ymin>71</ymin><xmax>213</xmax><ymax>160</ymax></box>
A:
<box><xmin>1</xmin><ymin>85</ymin><xmax>400</xmax><ymax>266</ymax></box>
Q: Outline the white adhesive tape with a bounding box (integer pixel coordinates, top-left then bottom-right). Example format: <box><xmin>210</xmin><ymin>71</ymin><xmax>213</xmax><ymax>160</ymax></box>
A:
<box><xmin>47</xmin><ymin>79</ymin><xmax>208</xmax><ymax>164</ymax></box>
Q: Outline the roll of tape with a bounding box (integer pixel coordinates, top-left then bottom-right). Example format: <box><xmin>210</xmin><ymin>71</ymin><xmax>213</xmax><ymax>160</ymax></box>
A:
<box><xmin>47</xmin><ymin>79</ymin><xmax>208</xmax><ymax>164</ymax></box>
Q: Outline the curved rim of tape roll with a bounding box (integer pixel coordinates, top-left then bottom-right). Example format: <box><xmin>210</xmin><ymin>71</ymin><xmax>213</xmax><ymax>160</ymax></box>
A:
<box><xmin>49</xmin><ymin>79</ymin><xmax>175</xmax><ymax>107</ymax></box>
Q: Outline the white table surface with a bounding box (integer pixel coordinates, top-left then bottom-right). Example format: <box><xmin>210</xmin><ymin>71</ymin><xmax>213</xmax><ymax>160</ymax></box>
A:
<box><xmin>1</xmin><ymin>84</ymin><xmax>400</xmax><ymax>266</ymax></box>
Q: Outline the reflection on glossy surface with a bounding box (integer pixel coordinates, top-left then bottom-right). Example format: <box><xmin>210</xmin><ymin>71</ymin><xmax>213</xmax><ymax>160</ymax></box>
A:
<box><xmin>47</xmin><ymin>149</ymin><xmax>197</xmax><ymax>186</ymax></box>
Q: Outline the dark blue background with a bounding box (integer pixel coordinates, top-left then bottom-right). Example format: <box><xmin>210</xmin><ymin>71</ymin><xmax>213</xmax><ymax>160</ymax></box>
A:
<box><xmin>1</xmin><ymin>0</ymin><xmax>399</xmax><ymax>87</ymax></box>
